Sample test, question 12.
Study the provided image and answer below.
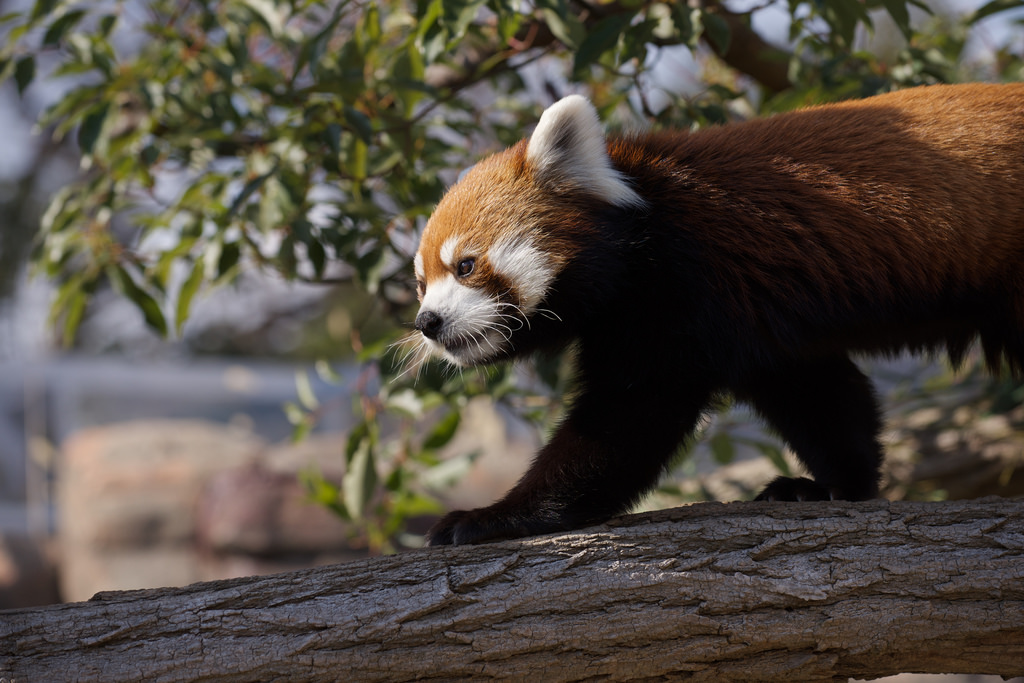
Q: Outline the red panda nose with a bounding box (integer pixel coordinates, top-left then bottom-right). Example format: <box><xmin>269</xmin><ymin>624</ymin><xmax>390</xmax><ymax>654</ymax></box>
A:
<box><xmin>415</xmin><ymin>310</ymin><xmax>444</xmax><ymax>340</ymax></box>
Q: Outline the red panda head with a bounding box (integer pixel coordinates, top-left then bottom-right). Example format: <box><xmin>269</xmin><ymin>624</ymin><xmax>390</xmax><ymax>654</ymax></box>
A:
<box><xmin>407</xmin><ymin>95</ymin><xmax>645</xmax><ymax>368</ymax></box>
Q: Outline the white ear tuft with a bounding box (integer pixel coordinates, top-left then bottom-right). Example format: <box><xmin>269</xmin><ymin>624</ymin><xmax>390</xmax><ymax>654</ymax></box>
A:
<box><xmin>526</xmin><ymin>95</ymin><xmax>644</xmax><ymax>209</ymax></box>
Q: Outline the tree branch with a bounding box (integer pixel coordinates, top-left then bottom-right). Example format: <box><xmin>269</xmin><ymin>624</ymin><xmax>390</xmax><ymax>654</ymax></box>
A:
<box><xmin>427</xmin><ymin>1</ymin><xmax>795</xmax><ymax>98</ymax></box>
<box><xmin>2</xmin><ymin>498</ymin><xmax>1022</xmax><ymax>681</ymax></box>
<box><xmin>699</xmin><ymin>0</ymin><xmax>794</xmax><ymax>94</ymax></box>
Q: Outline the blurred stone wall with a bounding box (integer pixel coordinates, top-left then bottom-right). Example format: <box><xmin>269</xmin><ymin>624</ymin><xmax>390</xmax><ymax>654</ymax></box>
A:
<box><xmin>54</xmin><ymin>399</ymin><xmax>535</xmax><ymax>603</ymax></box>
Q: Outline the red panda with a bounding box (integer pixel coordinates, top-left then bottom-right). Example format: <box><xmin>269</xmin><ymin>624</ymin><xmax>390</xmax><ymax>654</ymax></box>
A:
<box><xmin>410</xmin><ymin>83</ymin><xmax>1024</xmax><ymax>546</ymax></box>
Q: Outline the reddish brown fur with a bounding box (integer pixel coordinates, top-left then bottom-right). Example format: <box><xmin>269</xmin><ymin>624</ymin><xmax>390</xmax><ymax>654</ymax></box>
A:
<box><xmin>608</xmin><ymin>83</ymin><xmax>1024</xmax><ymax>371</ymax></box>
<box><xmin>419</xmin><ymin>140</ymin><xmax>600</xmax><ymax>290</ymax></box>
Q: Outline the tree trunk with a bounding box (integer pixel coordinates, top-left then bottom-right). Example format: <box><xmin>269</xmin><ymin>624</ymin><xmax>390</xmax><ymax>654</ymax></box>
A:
<box><xmin>2</xmin><ymin>498</ymin><xmax>1022</xmax><ymax>682</ymax></box>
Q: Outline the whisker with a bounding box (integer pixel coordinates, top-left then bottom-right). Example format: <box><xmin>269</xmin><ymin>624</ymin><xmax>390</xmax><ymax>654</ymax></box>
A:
<box><xmin>478</xmin><ymin>320</ymin><xmax>515</xmax><ymax>342</ymax></box>
<box><xmin>536</xmin><ymin>308</ymin><xmax>562</xmax><ymax>322</ymax></box>
<box><xmin>402</xmin><ymin>285</ymin><xmax>553</xmax><ymax>369</ymax></box>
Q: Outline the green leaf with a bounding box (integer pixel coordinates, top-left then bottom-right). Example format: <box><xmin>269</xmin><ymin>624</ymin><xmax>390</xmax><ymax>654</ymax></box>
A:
<box><xmin>141</xmin><ymin>144</ymin><xmax>160</xmax><ymax>167</ymax></box>
<box><xmin>344</xmin><ymin>106</ymin><xmax>373</xmax><ymax>144</ymax></box>
<box><xmin>301</xmin><ymin>470</ymin><xmax>350</xmax><ymax>521</ymax></box>
<box><xmin>217</xmin><ymin>241</ymin><xmax>241</xmax><ymax>280</ymax></box>
<box><xmin>622</xmin><ymin>17</ymin><xmax>659</xmax><ymax>57</ymax></box>
<box><xmin>369</xmin><ymin>150</ymin><xmax>404</xmax><ymax>177</ymax></box>
<box><xmin>53</xmin><ymin>277</ymin><xmax>91</xmax><ymax>348</ymax></box>
<box><xmin>348</xmin><ymin>138</ymin><xmax>369</xmax><ymax>182</ymax></box>
<box><xmin>541</xmin><ymin>8</ymin><xmax>584</xmax><ymax>49</ymax></box>
<box><xmin>314</xmin><ymin>360</ymin><xmax>343</xmax><ymax>384</ymax></box>
<box><xmin>670</xmin><ymin>5</ymin><xmax>701</xmax><ymax>47</ymax></box>
<box><xmin>43</xmin><ymin>9</ymin><xmax>86</xmax><ymax>46</ymax></box>
<box><xmin>61</xmin><ymin>290</ymin><xmax>87</xmax><ymax>348</ymax></box>
<box><xmin>276</xmin><ymin>233</ymin><xmax>297</xmax><ymax>278</ymax></box>
<box><xmin>345</xmin><ymin>421</ymin><xmax>371</xmax><ymax>463</ymax></box>
<box><xmin>700</xmin><ymin>10</ymin><xmax>731</xmax><ymax>54</ymax></box>
<box><xmin>175</xmin><ymin>259</ymin><xmax>204</xmax><ymax>334</ymax></box>
<box><xmin>384</xmin><ymin>388</ymin><xmax>425</xmax><ymax>419</ymax></box>
<box><xmin>307</xmin><ymin>238</ymin><xmax>326</xmax><ymax>279</ymax></box>
<box><xmin>77</xmin><ymin>102</ymin><xmax>111</xmax><ymax>156</ymax></box>
<box><xmin>258</xmin><ymin>175</ymin><xmax>297</xmax><ymax>232</ymax></box>
<box><xmin>820</xmin><ymin>0</ymin><xmax>871</xmax><ymax>48</ymax></box>
<box><xmin>98</xmin><ymin>13</ymin><xmax>117</xmax><ymax>38</ymax></box>
<box><xmin>497</xmin><ymin>11</ymin><xmax>523</xmax><ymax>42</ymax></box>
<box><xmin>879</xmin><ymin>0</ymin><xmax>913</xmax><ymax>39</ymax></box>
<box><xmin>324</xmin><ymin>122</ymin><xmax>342</xmax><ymax>160</ymax></box>
<box><xmin>390</xmin><ymin>490</ymin><xmax>443</xmax><ymax>518</ymax></box>
<box><xmin>227</xmin><ymin>169</ymin><xmax>274</xmax><ymax>217</ymax></box>
<box><xmin>573</xmin><ymin>12</ymin><xmax>635</xmax><ymax>74</ymax></box>
<box><xmin>354</xmin><ymin>244</ymin><xmax>387</xmax><ymax>293</ymax></box>
<box><xmin>295</xmin><ymin>369</ymin><xmax>320</xmax><ymax>410</ymax></box>
<box><xmin>363</xmin><ymin>2</ymin><xmax>381</xmax><ymax>43</ymax></box>
<box><xmin>423</xmin><ymin>409</ymin><xmax>461</xmax><ymax>450</ymax></box>
<box><xmin>422</xmin><ymin>27</ymin><xmax>447</xmax><ymax>64</ymax></box>
<box><xmin>415</xmin><ymin>0</ymin><xmax>443</xmax><ymax>40</ymax></box>
<box><xmin>284</xmin><ymin>401</ymin><xmax>306</xmax><ymax>426</ymax></box>
<box><xmin>30</xmin><ymin>0</ymin><xmax>58</xmax><ymax>22</ymax></box>
<box><xmin>241</xmin><ymin>0</ymin><xmax>285</xmax><ymax>37</ymax></box>
<box><xmin>968</xmin><ymin>0</ymin><xmax>1024</xmax><ymax>24</ymax></box>
<box><xmin>14</xmin><ymin>55</ymin><xmax>34</xmax><ymax>95</ymax></box>
<box><xmin>106</xmin><ymin>265</ymin><xmax>169</xmax><ymax>337</ymax></box>
<box><xmin>708</xmin><ymin>431</ymin><xmax>736</xmax><ymax>465</ymax></box>
<box><xmin>392</xmin><ymin>43</ymin><xmax>427</xmax><ymax>116</ymax></box>
<box><xmin>291</xmin><ymin>417</ymin><xmax>312</xmax><ymax>445</ymax></box>
<box><xmin>343</xmin><ymin>438</ymin><xmax>377</xmax><ymax>520</ymax></box>
<box><xmin>441</xmin><ymin>0</ymin><xmax>486</xmax><ymax>41</ymax></box>
<box><xmin>296</xmin><ymin>0</ymin><xmax>351</xmax><ymax>77</ymax></box>
<box><xmin>741</xmin><ymin>439</ymin><xmax>791</xmax><ymax>477</ymax></box>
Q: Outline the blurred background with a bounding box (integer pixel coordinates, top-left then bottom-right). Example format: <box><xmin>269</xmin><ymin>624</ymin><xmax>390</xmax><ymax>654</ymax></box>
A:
<box><xmin>0</xmin><ymin>3</ymin><xmax>1022</xmax><ymax>658</ymax></box>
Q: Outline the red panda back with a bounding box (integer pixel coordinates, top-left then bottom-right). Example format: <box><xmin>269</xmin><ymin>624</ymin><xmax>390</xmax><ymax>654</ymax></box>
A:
<box><xmin>608</xmin><ymin>83</ymin><xmax>1024</xmax><ymax>371</ymax></box>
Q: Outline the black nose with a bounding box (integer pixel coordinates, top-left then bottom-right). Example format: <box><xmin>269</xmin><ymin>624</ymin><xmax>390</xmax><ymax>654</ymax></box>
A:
<box><xmin>415</xmin><ymin>310</ymin><xmax>444</xmax><ymax>340</ymax></box>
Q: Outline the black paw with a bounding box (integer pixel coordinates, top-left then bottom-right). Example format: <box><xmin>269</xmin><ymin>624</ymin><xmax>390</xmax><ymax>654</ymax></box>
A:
<box><xmin>426</xmin><ymin>510</ymin><xmax>479</xmax><ymax>546</ymax></box>
<box><xmin>755</xmin><ymin>476</ymin><xmax>837</xmax><ymax>502</ymax></box>
<box><xmin>426</xmin><ymin>507</ymin><xmax>568</xmax><ymax>546</ymax></box>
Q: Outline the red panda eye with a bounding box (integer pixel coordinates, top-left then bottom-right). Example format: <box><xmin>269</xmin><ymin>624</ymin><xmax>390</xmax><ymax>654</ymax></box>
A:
<box><xmin>457</xmin><ymin>258</ymin><xmax>475</xmax><ymax>277</ymax></box>
<box><xmin>416</xmin><ymin>279</ymin><xmax>426</xmax><ymax>299</ymax></box>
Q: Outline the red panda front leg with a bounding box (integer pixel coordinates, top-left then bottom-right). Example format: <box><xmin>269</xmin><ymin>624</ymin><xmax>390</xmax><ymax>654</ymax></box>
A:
<box><xmin>427</xmin><ymin>383</ymin><xmax>710</xmax><ymax>546</ymax></box>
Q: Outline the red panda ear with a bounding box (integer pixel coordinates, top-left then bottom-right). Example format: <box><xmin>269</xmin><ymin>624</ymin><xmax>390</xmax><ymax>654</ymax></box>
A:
<box><xmin>525</xmin><ymin>95</ymin><xmax>645</xmax><ymax>209</ymax></box>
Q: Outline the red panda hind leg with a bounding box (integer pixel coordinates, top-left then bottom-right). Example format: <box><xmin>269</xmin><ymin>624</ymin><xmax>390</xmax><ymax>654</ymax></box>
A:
<box><xmin>738</xmin><ymin>355</ymin><xmax>884</xmax><ymax>502</ymax></box>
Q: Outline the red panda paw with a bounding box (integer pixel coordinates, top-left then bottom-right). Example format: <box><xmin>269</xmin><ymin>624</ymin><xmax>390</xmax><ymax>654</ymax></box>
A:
<box><xmin>754</xmin><ymin>476</ymin><xmax>839</xmax><ymax>502</ymax></box>
<box><xmin>425</xmin><ymin>510</ymin><xmax>476</xmax><ymax>546</ymax></box>
<box><xmin>426</xmin><ymin>507</ymin><xmax>567</xmax><ymax>546</ymax></box>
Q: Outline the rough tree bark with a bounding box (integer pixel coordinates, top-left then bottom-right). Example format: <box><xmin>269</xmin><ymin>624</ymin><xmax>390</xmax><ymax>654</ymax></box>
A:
<box><xmin>2</xmin><ymin>498</ymin><xmax>1022</xmax><ymax>682</ymax></box>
